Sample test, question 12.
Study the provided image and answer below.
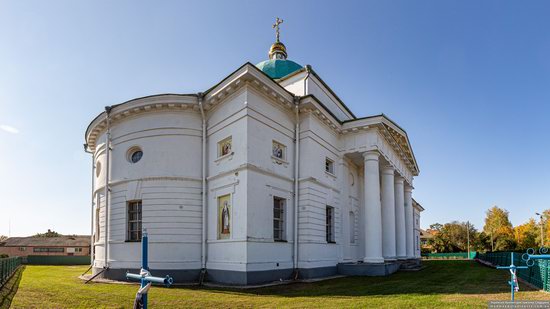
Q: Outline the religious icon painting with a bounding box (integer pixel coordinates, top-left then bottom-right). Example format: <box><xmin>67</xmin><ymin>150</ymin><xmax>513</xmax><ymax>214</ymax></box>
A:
<box><xmin>218</xmin><ymin>194</ymin><xmax>231</xmax><ymax>239</ymax></box>
<box><xmin>218</xmin><ymin>137</ymin><xmax>232</xmax><ymax>157</ymax></box>
<box><xmin>272</xmin><ymin>141</ymin><xmax>285</xmax><ymax>160</ymax></box>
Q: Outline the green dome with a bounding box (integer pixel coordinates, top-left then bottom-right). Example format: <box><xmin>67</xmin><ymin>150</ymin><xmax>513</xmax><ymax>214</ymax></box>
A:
<box><xmin>256</xmin><ymin>59</ymin><xmax>302</xmax><ymax>79</ymax></box>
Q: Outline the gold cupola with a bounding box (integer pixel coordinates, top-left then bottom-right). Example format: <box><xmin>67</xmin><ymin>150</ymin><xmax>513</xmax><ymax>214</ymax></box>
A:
<box><xmin>269</xmin><ymin>18</ymin><xmax>288</xmax><ymax>60</ymax></box>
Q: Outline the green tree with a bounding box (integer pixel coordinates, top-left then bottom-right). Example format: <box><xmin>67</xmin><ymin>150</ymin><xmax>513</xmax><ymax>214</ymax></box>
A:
<box><xmin>427</xmin><ymin>221</ymin><xmax>479</xmax><ymax>253</ymax></box>
<box><xmin>483</xmin><ymin>206</ymin><xmax>515</xmax><ymax>251</ymax></box>
<box><xmin>34</xmin><ymin>229</ymin><xmax>61</xmax><ymax>237</ymax></box>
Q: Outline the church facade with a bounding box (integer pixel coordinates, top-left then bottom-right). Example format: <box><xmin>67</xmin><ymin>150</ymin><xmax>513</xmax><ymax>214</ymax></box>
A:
<box><xmin>84</xmin><ymin>23</ymin><xmax>422</xmax><ymax>285</ymax></box>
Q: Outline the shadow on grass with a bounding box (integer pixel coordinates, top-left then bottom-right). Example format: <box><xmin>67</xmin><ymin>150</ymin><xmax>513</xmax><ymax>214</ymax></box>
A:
<box><xmin>180</xmin><ymin>260</ymin><xmax>524</xmax><ymax>298</ymax></box>
<box><xmin>0</xmin><ymin>266</ymin><xmax>25</xmax><ymax>309</ymax></box>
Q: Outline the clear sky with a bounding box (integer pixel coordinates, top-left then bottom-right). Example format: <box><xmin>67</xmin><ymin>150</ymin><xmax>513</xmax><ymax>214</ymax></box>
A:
<box><xmin>1</xmin><ymin>0</ymin><xmax>549</xmax><ymax>236</ymax></box>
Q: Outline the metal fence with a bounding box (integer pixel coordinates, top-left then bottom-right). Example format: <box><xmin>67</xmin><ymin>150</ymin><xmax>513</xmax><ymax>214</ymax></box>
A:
<box><xmin>25</xmin><ymin>255</ymin><xmax>91</xmax><ymax>265</ymax></box>
<box><xmin>422</xmin><ymin>252</ymin><xmax>477</xmax><ymax>259</ymax></box>
<box><xmin>0</xmin><ymin>257</ymin><xmax>21</xmax><ymax>287</ymax></box>
<box><xmin>477</xmin><ymin>252</ymin><xmax>550</xmax><ymax>292</ymax></box>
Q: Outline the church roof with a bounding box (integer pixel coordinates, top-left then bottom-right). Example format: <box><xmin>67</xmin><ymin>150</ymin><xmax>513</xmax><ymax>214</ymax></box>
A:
<box><xmin>255</xmin><ymin>18</ymin><xmax>303</xmax><ymax>79</ymax></box>
<box><xmin>256</xmin><ymin>59</ymin><xmax>303</xmax><ymax>79</ymax></box>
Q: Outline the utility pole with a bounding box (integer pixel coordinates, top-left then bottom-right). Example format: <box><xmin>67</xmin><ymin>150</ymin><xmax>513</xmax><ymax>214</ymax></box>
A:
<box><xmin>467</xmin><ymin>221</ymin><xmax>470</xmax><ymax>259</ymax></box>
<box><xmin>536</xmin><ymin>212</ymin><xmax>544</xmax><ymax>248</ymax></box>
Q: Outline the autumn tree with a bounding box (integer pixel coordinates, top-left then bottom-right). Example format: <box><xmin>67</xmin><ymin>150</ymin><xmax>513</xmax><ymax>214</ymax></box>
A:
<box><xmin>0</xmin><ymin>235</ymin><xmax>7</xmax><ymax>242</ymax></box>
<box><xmin>483</xmin><ymin>206</ymin><xmax>515</xmax><ymax>251</ymax></box>
<box><xmin>514</xmin><ymin>218</ymin><xmax>539</xmax><ymax>250</ymax></box>
<box><xmin>541</xmin><ymin>209</ymin><xmax>550</xmax><ymax>247</ymax></box>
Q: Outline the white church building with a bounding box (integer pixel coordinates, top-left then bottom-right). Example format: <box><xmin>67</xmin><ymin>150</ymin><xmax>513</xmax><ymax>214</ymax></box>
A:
<box><xmin>85</xmin><ymin>21</ymin><xmax>423</xmax><ymax>285</ymax></box>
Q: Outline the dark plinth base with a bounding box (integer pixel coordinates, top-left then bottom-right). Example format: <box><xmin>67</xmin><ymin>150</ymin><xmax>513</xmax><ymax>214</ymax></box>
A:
<box><xmin>92</xmin><ymin>267</ymin><xmax>201</xmax><ymax>283</ymax></box>
<box><xmin>91</xmin><ymin>260</ymin><xmax>412</xmax><ymax>286</ymax></box>
<box><xmin>399</xmin><ymin>258</ymin><xmax>422</xmax><ymax>270</ymax></box>
<box><xmin>337</xmin><ymin>261</ymin><xmax>401</xmax><ymax>276</ymax></box>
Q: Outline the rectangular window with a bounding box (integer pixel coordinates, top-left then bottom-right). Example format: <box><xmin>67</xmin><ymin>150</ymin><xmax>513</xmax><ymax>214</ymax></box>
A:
<box><xmin>325</xmin><ymin>158</ymin><xmax>335</xmax><ymax>174</ymax></box>
<box><xmin>127</xmin><ymin>201</ymin><xmax>142</xmax><ymax>242</ymax></box>
<box><xmin>273</xmin><ymin>197</ymin><xmax>286</xmax><ymax>241</ymax></box>
<box><xmin>326</xmin><ymin>206</ymin><xmax>335</xmax><ymax>243</ymax></box>
<box><xmin>19</xmin><ymin>247</ymin><xmax>26</xmax><ymax>251</ymax></box>
<box><xmin>218</xmin><ymin>136</ymin><xmax>232</xmax><ymax>157</ymax></box>
<box><xmin>95</xmin><ymin>202</ymin><xmax>101</xmax><ymax>242</ymax></box>
<box><xmin>272</xmin><ymin>141</ymin><xmax>286</xmax><ymax>160</ymax></box>
<box><xmin>349</xmin><ymin>211</ymin><xmax>355</xmax><ymax>244</ymax></box>
<box><xmin>33</xmin><ymin>247</ymin><xmax>64</xmax><ymax>253</ymax></box>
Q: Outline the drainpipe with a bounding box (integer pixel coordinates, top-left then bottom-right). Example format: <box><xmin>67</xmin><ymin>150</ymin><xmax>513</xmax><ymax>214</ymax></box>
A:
<box><xmin>198</xmin><ymin>93</ymin><xmax>207</xmax><ymax>274</ymax></box>
<box><xmin>303</xmin><ymin>65</ymin><xmax>311</xmax><ymax>96</ymax></box>
<box><xmin>293</xmin><ymin>96</ymin><xmax>300</xmax><ymax>274</ymax></box>
<box><xmin>84</xmin><ymin>143</ymin><xmax>94</xmax><ymax>267</ymax></box>
<box><xmin>104</xmin><ymin>106</ymin><xmax>112</xmax><ymax>269</ymax></box>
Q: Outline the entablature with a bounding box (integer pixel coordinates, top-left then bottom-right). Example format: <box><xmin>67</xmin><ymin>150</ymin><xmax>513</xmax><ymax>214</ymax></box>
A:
<box><xmin>85</xmin><ymin>94</ymin><xmax>199</xmax><ymax>152</ymax></box>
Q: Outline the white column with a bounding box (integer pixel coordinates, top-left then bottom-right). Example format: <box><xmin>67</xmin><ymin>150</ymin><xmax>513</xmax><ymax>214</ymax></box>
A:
<box><xmin>381</xmin><ymin>166</ymin><xmax>396</xmax><ymax>261</ymax></box>
<box><xmin>394</xmin><ymin>176</ymin><xmax>406</xmax><ymax>260</ymax></box>
<box><xmin>363</xmin><ymin>151</ymin><xmax>384</xmax><ymax>263</ymax></box>
<box><xmin>404</xmin><ymin>184</ymin><xmax>414</xmax><ymax>259</ymax></box>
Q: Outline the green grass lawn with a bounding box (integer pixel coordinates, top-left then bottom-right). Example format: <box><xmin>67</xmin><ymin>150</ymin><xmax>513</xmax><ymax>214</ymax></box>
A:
<box><xmin>6</xmin><ymin>260</ymin><xmax>549</xmax><ymax>308</ymax></box>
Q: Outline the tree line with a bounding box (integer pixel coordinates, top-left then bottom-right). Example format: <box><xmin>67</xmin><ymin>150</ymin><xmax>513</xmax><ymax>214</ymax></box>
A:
<box><xmin>426</xmin><ymin>206</ymin><xmax>550</xmax><ymax>253</ymax></box>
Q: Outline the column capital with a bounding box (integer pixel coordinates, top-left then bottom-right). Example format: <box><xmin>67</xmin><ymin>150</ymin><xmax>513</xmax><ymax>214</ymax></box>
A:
<box><xmin>362</xmin><ymin>150</ymin><xmax>379</xmax><ymax>161</ymax></box>
<box><xmin>381</xmin><ymin>165</ymin><xmax>395</xmax><ymax>175</ymax></box>
<box><xmin>404</xmin><ymin>184</ymin><xmax>413</xmax><ymax>193</ymax></box>
<box><xmin>394</xmin><ymin>175</ymin><xmax>405</xmax><ymax>185</ymax></box>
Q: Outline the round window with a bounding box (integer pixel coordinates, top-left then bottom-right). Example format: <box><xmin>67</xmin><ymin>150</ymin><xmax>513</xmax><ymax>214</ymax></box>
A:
<box><xmin>96</xmin><ymin>161</ymin><xmax>101</xmax><ymax>177</ymax></box>
<box><xmin>127</xmin><ymin>147</ymin><xmax>143</xmax><ymax>163</ymax></box>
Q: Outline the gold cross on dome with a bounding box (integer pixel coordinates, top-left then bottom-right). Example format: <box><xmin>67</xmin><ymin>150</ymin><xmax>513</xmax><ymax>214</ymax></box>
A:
<box><xmin>272</xmin><ymin>17</ymin><xmax>283</xmax><ymax>42</ymax></box>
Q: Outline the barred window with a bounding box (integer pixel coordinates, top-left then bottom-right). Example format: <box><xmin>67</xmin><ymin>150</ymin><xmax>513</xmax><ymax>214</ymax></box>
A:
<box><xmin>326</xmin><ymin>206</ymin><xmax>335</xmax><ymax>243</ymax></box>
<box><xmin>95</xmin><ymin>198</ymin><xmax>101</xmax><ymax>242</ymax></box>
<box><xmin>127</xmin><ymin>201</ymin><xmax>142</xmax><ymax>242</ymax></box>
<box><xmin>273</xmin><ymin>197</ymin><xmax>286</xmax><ymax>241</ymax></box>
<box><xmin>349</xmin><ymin>211</ymin><xmax>355</xmax><ymax>244</ymax></box>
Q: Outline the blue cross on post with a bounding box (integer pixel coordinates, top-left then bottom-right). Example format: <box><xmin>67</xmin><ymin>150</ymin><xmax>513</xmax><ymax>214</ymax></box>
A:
<box><xmin>126</xmin><ymin>232</ymin><xmax>173</xmax><ymax>309</ymax></box>
<box><xmin>496</xmin><ymin>252</ymin><xmax>528</xmax><ymax>302</ymax></box>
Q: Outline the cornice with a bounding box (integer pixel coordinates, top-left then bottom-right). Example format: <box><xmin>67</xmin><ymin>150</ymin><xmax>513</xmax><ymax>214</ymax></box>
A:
<box><xmin>93</xmin><ymin>175</ymin><xmax>202</xmax><ymax>195</ymax></box>
<box><xmin>85</xmin><ymin>94</ymin><xmax>199</xmax><ymax>152</ymax></box>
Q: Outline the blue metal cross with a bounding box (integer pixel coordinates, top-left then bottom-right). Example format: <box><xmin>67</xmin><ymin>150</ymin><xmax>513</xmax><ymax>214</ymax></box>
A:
<box><xmin>126</xmin><ymin>233</ymin><xmax>173</xmax><ymax>309</ymax></box>
<box><xmin>496</xmin><ymin>252</ymin><xmax>528</xmax><ymax>302</ymax></box>
<box><xmin>522</xmin><ymin>247</ymin><xmax>550</xmax><ymax>266</ymax></box>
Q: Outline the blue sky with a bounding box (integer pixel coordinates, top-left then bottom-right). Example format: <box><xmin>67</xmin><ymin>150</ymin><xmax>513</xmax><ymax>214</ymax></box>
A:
<box><xmin>1</xmin><ymin>0</ymin><xmax>549</xmax><ymax>236</ymax></box>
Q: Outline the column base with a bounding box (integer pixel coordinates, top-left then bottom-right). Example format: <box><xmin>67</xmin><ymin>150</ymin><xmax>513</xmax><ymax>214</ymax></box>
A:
<box><xmin>384</xmin><ymin>257</ymin><xmax>397</xmax><ymax>262</ymax></box>
<box><xmin>363</xmin><ymin>257</ymin><xmax>385</xmax><ymax>264</ymax></box>
<box><xmin>396</xmin><ymin>256</ymin><xmax>408</xmax><ymax>260</ymax></box>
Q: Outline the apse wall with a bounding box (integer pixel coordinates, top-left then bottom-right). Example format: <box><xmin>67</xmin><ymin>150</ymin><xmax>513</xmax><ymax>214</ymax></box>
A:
<box><xmin>92</xmin><ymin>106</ymin><xmax>203</xmax><ymax>281</ymax></box>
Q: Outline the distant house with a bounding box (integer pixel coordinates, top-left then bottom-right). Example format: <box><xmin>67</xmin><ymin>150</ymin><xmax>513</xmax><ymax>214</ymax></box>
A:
<box><xmin>419</xmin><ymin>229</ymin><xmax>434</xmax><ymax>252</ymax></box>
<box><xmin>0</xmin><ymin>235</ymin><xmax>90</xmax><ymax>257</ymax></box>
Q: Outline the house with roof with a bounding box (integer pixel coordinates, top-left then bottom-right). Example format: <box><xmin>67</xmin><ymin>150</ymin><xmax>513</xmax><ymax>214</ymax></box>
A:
<box><xmin>0</xmin><ymin>235</ymin><xmax>91</xmax><ymax>258</ymax></box>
